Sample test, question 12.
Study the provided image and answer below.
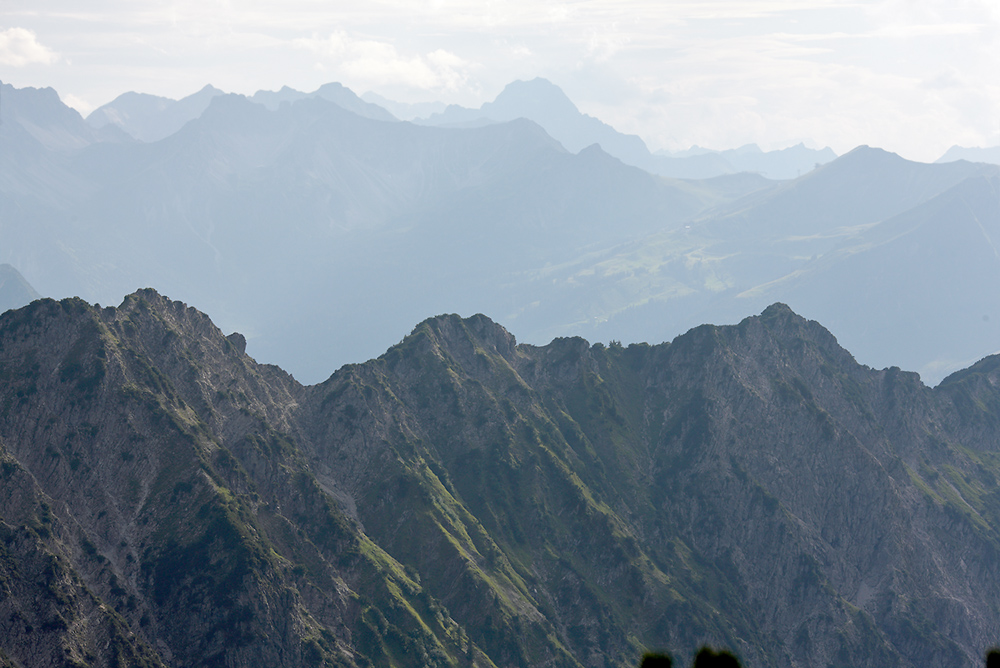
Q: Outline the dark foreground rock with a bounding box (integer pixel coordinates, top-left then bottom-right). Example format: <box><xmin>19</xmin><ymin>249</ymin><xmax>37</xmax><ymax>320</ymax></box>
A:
<box><xmin>1</xmin><ymin>291</ymin><xmax>1000</xmax><ymax>667</ymax></box>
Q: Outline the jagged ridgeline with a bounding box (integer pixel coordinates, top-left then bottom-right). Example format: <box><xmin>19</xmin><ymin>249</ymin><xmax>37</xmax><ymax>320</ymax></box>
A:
<box><xmin>2</xmin><ymin>290</ymin><xmax>1000</xmax><ymax>667</ymax></box>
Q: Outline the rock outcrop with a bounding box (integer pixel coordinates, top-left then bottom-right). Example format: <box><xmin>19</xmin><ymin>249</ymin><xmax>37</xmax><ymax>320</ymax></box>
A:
<box><xmin>1</xmin><ymin>291</ymin><xmax>1000</xmax><ymax>667</ymax></box>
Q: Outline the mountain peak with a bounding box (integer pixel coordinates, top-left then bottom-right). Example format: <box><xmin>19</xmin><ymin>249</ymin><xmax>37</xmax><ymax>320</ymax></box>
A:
<box><xmin>115</xmin><ymin>288</ymin><xmax>224</xmax><ymax>341</ymax></box>
<box><xmin>119</xmin><ymin>287</ymin><xmax>209</xmax><ymax>320</ymax></box>
<box><xmin>419</xmin><ymin>312</ymin><xmax>516</xmax><ymax>354</ymax></box>
<box><xmin>486</xmin><ymin>77</ymin><xmax>581</xmax><ymax>121</ymax></box>
<box><xmin>86</xmin><ymin>84</ymin><xmax>226</xmax><ymax>141</ymax></box>
<box><xmin>753</xmin><ymin>302</ymin><xmax>842</xmax><ymax>351</ymax></box>
<box><xmin>316</xmin><ymin>82</ymin><xmax>347</xmax><ymax>94</ymax></box>
<box><xmin>193</xmin><ymin>83</ymin><xmax>225</xmax><ymax>97</ymax></box>
<box><xmin>837</xmin><ymin>144</ymin><xmax>900</xmax><ymax>164</ymax></box>
<box><xmin>383</xmin><ymin>313</ymin><xmax>519</xmax><ymax>374</ymax></box>
<box><xmin>759</xmin><ymin>301</ymin><xmax>797</xmax><ymax>321</ymax></box>
<box><xmin>248</xmin><ymin>81</ymin><xmax>396</xmax><ymax>121</ymax></box>
<box><xmin>494</xmin><ymin>77</ymin><xmax>575</xmax><ymax>104</ymax></box>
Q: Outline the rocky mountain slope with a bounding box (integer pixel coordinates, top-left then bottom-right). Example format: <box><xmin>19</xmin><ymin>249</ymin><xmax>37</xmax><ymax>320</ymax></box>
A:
<box><xmin>2</xmin><ymin>291</ymin><xmax>1000</xmax><ymax>667</ymax></box>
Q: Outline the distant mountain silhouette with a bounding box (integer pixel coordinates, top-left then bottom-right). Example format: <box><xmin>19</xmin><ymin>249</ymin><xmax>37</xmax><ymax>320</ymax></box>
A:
<box><xmin>2</xmin><ymin>82</ymin><xmax>128</xmax><ymax>150</ymax></box>
<box><xmin>696</xmin><ymin>145</ymin><xmax>994</xmax><ymax>239</ymax></box>
<box><xmin>503</xmin><ymin>146</ymin><xmax>1000</xmax><ymax>385</ymax></box>
<box><xmin>86</xmin><ymin>84</ymin><xmax>225</xmax><ymax>142</ymax></box>
<box><xmin>0</xmin><ymin>264</ymin><xmax>40</xmax><ymax>313</ymax></box>
<box><xmin>250</xmin><ymin>82</ymin><xmax>397</xmax><ymax>121</ymax></box>
<box><xmin>361</xmin><ymin>90</ymin><xmax>446</xmax><ymax>120</ymax></box>
<box><xmin>420</xmin><ymin>78</ymin><xmax>835</xmax><ymax>179</ymax></box>
<box><xmin>711</xmin><ymin>143</ymin><xmax>837</xmax><ymax>179</ymax></box>
<box><xmin>0</xmin><ymin>85</ymin><xmax>772</xmax><ymax>382</ymax></box>
<box><xmin>86</xmin><ymin>82</ymin><xmax>396</xmax><ymax>143</ymax></box>
<box><xmin>936</xmin><ymin>145</ymin><xmax>1000</xmax><ymax>166</ymax></box>
<box><xmin>745</xmin><ymin>170</ymin><xmax>1000</xmax><ymax>381</ymax></box>
<box><xmin>4</xmin><ymin>81</ymin><xmax>999</xmax><ymax>386</ymax></box>
<box><xmin>424</xmin><ymin>78</ymin><xmax>651</xmax><ymax>162</ymax></box>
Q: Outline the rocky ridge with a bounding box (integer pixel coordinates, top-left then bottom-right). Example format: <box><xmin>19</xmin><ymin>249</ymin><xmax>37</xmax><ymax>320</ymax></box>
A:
<box><xmin>1</xmin><ymin>291</ymin><xmax>1000</xmax><ymax>667</ymax></box>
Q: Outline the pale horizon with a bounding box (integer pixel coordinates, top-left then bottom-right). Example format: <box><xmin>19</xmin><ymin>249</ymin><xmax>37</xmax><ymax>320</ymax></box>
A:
<box><xmin>3</xmin><ymin>0</ymin><xmax>999</xmax><ymax>162</ymax></box>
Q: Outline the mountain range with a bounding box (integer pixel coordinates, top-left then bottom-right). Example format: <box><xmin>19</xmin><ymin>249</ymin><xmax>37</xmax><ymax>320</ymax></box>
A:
<box><xmin>0</xmin><ymin>81</ymin><xmax>774</xmax><ymax>383</ymax></box>
<box><xmin>2</xmin><ymin>80</ymin><xmax>1000</xmax><ymax>387</ymax></box>
<box><xmin>79</xmin><ymin>77</ymin><xmax>834</xmax><ymax>180</ymax></box>
<box><xmin>86</xmin><ymin>85</ymin><xmax>225</xmax><ymax>143</ymax></box>
<box><xmin>936</xmin><ymin>146</ymin><xmax>1000</xmax><ymax>166</ymax></box>
<box><xmin>2</xmin><ymin>291</ymin><xmax>1000</xmax><ymax>667</ymax></box>
<box><xmin>554</xmin><ymin>145</ymin><xmax>1000</xmax><ymax>382</ymax></box>
<box><xmin>415</xmin><ymin>79</ymin><xmax>836</xmax><ymax>180</ymax></box>
<box><xmin>84</xmin><ymin>82</ymin><xmax>395</xmax><ymax>143</ymax></box>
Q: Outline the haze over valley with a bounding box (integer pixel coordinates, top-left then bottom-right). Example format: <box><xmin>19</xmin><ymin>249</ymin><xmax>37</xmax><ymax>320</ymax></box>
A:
<box><xmin>2</xmin><ymin>78</ymin><xmax>1000</xmax><ymax>386</ymax></box>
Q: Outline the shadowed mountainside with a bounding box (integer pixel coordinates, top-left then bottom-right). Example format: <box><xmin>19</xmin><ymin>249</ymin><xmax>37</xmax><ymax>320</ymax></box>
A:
<box><xmin>2</xmin><ymin>292</ymin><xmax>1000</xmax><ymax>666</ymax></box>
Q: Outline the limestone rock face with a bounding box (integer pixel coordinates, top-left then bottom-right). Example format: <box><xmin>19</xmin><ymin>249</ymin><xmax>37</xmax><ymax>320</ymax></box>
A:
<box><xmin>2</xmin><ymin>291</ymin><xmax>1000</xmax><ymax>667</ymax></box>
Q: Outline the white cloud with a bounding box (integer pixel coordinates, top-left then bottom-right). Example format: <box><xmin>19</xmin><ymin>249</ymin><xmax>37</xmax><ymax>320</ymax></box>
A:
<box><xmin>494</xmin><ymin>39</ymin><xmax>533</xmax><ymax>59</ymax></box>
<box><xmin>0</xmin><ymin>27</ymin><xmax>58</xmax><ymax>66</ymax></box>
<box><xmin>294</xmin><ymin>31</ymin><xmax>476</xmax><ymax>91</ymax></box>
<box><xmin>60</xmin><ymin>93</ymin><xmax>95</xmax><ymax>115</ymax></box>
<box><xmin>922</xmin><ymin>67</ymin><xmax>968</xmax><ymax>90</ymax></box>
<box><xmin>873</xmin><ymin>22</ymin><xmax>983</xmax><ymax>38</ymax></box>
<box><xmin>586</xmin><ymin>26</ymin><xmax>630</xmax><ymax>62</ymax></box>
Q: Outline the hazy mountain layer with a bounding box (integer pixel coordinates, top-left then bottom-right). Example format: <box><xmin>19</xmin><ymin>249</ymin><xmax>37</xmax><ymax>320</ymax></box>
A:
<box><xmin>4</xmin><ymin>81</ymin><xmax>1000</xmax><ymax>386</ymax></box>
<box><xmin>2</xmin><ymin>292</ymin><xmax>1000</xmax><ymax>667</ymax></box>
<box><xmin>535</xmin><ymin>146</ymin><xmax>1000</xmax><ymax>384</ymax></box>
<box><xmin>250</xmin><ymin>82</ymin><xmax>396</xmax><ymax>121</ymax></box>
<box><xmin>936</xmin><ymin>145</ymin><xmax>1000</xmax><ymax>165</ymax></box>
<box><xmin>0</xmin><ymin>83</ymin><xmax>771</xmax><ymax>383</ymax></box>
<box><xmin>0</xmin><ymin>263</ymin><xmax>41</xmax><ymax>314</ymax></box>
<box><xmin>0</xmin><ymin>82</ymin><xmax>129</xmax><ymax>151</ymax></box>
<box><xmin>85</xmin><ymin>82</ymin><xmax>395</xmax><ymax>144</ymax></box>
<box><xmin>86</xmin><ymin>85</ymin><xmax>226</xmax><ymax>143</ymax></box>
<box><xmin>419</xmin><ymin>79</ymin><xmax>836</xmax><ymax>179</ymax></box>
<box><xmin>655</xmin><ymin>143</ymin><xmax>838</xmax><ymax>180</ymax></box>
<box><xmin>361</xmin><ymin>91</ymin><xmax>447</xmax><ymax>121</ymax></box>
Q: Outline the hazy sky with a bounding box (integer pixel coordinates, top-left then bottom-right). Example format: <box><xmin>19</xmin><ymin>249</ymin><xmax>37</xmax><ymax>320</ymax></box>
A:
<box><xmin>2</xmin><ymin>0</ymin><xmax>998</xmax><ymax>161</ymax></box>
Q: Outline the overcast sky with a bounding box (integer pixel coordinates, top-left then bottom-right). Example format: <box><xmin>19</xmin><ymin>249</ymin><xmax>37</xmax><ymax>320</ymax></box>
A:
<box><xmin>1</xmin><ymin>0</ymin><xmax>998</xmax><ymax>161</ymax></box>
